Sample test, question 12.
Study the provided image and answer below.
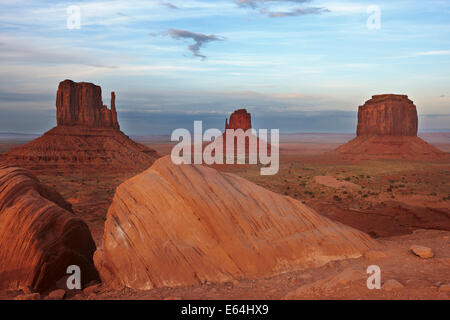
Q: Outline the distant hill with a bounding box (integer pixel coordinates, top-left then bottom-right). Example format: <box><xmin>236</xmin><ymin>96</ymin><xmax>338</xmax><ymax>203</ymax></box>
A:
<box><xmin>0</xmin><ymin>132</ymin><xmax>39</xmax><ymax>141</ymax></box>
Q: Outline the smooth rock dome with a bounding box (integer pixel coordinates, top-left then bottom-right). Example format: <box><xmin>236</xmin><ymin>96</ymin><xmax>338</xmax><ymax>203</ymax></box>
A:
<box><xmin>94</xmin><ymin>156</ymin><xmax>378</xmax><ymax>290</ymax></box>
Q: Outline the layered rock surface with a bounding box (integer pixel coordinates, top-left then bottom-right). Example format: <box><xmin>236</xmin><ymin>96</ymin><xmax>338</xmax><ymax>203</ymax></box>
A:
<box><xmin>356</xmin><ymin>94</ymin><xmax>418</xmax><ymax>136</ymax></box>
<box><xmin>94</xmin><ymin>156</ymin><xmax>377</xmax><ymax>290</ymax></box>
<box><xmin>56</xmin><ymin>80</ymin><xmax>119</xmax><ymax>128</ymax></box>
<box><xmin>0</xmin><ymin>166</ymin><xmax>98</xmax><ymax>292</ymax></box>
<box><xmin>2</xmin><ymin>80</ymin><xmax>159</xmax><ymax>171</ymax></box>
<box><xmin>336</xmin><ymin>94</ymin><xmax>446</xmax><ymax>160</ymax></box>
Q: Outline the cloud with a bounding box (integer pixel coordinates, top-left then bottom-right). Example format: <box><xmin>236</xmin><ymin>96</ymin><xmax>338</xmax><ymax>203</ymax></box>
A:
<box><xmin>236</xmin><ymin>0</ymin><xmax>311</xmax><ymax>8</ymax></box>
<box><xmin>161</xmin><ymin>2</ymin><xmax>179</xmax><ymax>9</ymax></box>
<box><xmin>162</xmin><ymin>29</ymin><xmax>225</xmax><ymax>60</ymax></box>
<box><xmin>416</xmin><ymin>50</ymin><xmax>450</xmax><ymax>56</ymax></box>
<box><xmin>261</xmin><ymin>6</ymin><xmax>329</xmax><ymax>17</ymax></box>
<box><xmin>236</xmin><ymin>0</ymin><xmax>329</xmax><ymax>17</ymax></box>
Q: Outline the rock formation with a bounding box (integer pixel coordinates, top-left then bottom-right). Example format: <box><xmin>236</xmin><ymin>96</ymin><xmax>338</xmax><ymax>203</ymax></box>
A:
<box><xmin>225</xmin><ymin>108</ymin><xmax>252</xmax><ymax>131</ymax></box>
<box><xmin>220</xmin><ymin>108</ymin><xmax>269</xmax><ymax>157</ymax></box>
<box><xmin>2</xmin><ymin>80</ymin><xmax>160</xmax><ymax>172</ymax></box>
<box><xmin>56</xmin><ymin>80</ymin><xmax>120</xmax><ymax>129</ymax></box>
<box><xmin>0</xmin><ymin>166</ymin><xmax>98</xmax><ymax>292</ymax></box>
<box><xmin>335</xmin><ymin>94</ymin><xmax>446</xmax><ymax>160</ymax></box>
<box><xmin>356</xmin><ymin>94</ymin><xmax>418</xmax><ymax>136</ymax></box>
<box><xmin>94</xmin><ymin>156</ymin><xmax>377</xmax><ymax>290</ymax></box>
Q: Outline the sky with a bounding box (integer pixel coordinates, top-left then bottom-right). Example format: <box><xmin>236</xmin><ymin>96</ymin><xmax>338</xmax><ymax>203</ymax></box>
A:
<box><xmin>0</xmin><ymin>0</ymin><xmax>449</xmax><ymax>135</ymax></box>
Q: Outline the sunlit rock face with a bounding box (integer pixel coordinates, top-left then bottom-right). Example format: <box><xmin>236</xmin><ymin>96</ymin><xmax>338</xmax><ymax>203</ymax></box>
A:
<box><xmin>2</xmin><ymin>80</ymin><xmax>160</xmax><ymax>172</ymax></box>
<box><xmin>94</xmin><ymin>156</ymin><xmax>377</xmax><ymax>290</ymax></box>
<box><xmin>335</xmin><ymin>94</ymin><xmax>446</xmax><ymax>160</ymax></box>
<box><xmin>356</xmin><ymin>94</ymin><xmax>418</xmax><ymax>137</ymax></box>
<box><xmin>0</xmin><ymin>166</ymin><xmax>99</xmax><ymax>292</ymax></box>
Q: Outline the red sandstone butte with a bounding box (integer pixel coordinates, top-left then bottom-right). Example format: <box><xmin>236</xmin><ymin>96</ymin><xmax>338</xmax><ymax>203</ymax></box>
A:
<box><xmin>2</xmin><ymin>80</ymin><xmax>160</xmax><ymax>172</ymax></box>
<box><xmin>335</xmin><ymin>94</ymin><xmax>446</xmax><ymax>160</ymax></box>
<box><xmin>219</xmin><ymin>108</ymin><xmax>270</xmax><ymax>157</ymax></box>
<box><xmin>0</xmin><ymin>166</ymin><xmax>98</xmax><ymax>292</ymax></box>
<box><xmin>356</xmin><ymin>94</ymin><xmax>418</xmax><ymax>136</ymax></box>
<box><xmin>225</xmin><ymin>108</ymin><xmax>252</xmax><ymax>131</ymax></box>
<box><xmin>56</xmin><ymin>80</ymin><xmax>120</xmax><ymax>129</ymax></box>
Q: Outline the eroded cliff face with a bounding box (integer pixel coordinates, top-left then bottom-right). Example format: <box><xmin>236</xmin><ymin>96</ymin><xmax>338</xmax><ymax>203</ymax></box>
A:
<box><xmin>94</xmin><ymin>156</ymin><xmax>377</xmax><ymax>290</ymax></box>
<box><xmin>2</xmin><ymin>80</ymin><xmax>159</xmax><ymax>172</ymax></box>
<box><xmin>225</xmin><ymin>109</ymin><xmax>252</xmax><ymax>131</ymax></box>
<box><xmin>356</xmin><ymin>94</ymin><xmax>418</xmax><ymax>136</ymax></box>
<box><xmin>56</xmin><ymin>80</ymin><xmax>119</xmax><ymax>129</ymax></box>
<box><xmin>0</xmin><ymin>167</ymin><xmax>99</xmax><ymax>292</ymax></box>
<box><xmin>335</xmin><ymin>94</ymin><xmax>446</xmax><ymax>160</ymax></box>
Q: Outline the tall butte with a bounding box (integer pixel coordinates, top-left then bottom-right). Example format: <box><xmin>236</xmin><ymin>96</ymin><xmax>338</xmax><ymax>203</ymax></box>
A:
<box><xmin>335</xmin><ymin>94</ymin><xmax>446</xmax><ymax>160</ymax></box>
<box><xmin>220</xmin><ymin>108</ymin><xmax>270</xmax><ymax>156</ymax></box>
<box><xmin>3</xmin><ymin>80</ymin><xmax>160</xmax><ymax>172</ymax></box>
<box><xmin>225</xmin><ymin>108</ymin><xmax>252</xmax><ymax>131</ymax></box>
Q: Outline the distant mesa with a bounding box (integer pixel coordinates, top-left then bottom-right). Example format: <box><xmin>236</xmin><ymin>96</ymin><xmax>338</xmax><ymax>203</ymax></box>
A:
<box><xmin>2</xmin><ymin>80</ymin><xmax>160</xmax><ymax>172</ymax></box>
<box><xmin>335</xmin><ymin>94</ymin><xmax>447</xmax><ymax>160</ymax></box>
<box><xmin>225</xmin><ymin>108</ymin><xmax>252</xmax><ymax>131</ymax></box>
<box><xmin>94</xmin><ymin>156</ymin><xmax>377</xmax><ymax>290</ymax></box>
<box><xmin>56</xmin><ymin>79</ymin><xmax>120</xmax><ymax>129</ymax></box>
<box><xmin>221</xmin><ymin>108</ymin><xmax>269</xmax><ymax>156</ymax></box>
<box><xmin>0</xmin><ymin>166</ymin><xmax>98</xmax><ymax>292</ymax></box>
<box><xmin>356</xmin><ymin>94</ymin><xmax>417</xmax><ymax>136</ymax></box>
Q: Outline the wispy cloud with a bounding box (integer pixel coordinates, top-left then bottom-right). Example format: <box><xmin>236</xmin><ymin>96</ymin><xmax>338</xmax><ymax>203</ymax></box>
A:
<box><xmin>236</xmin><ymin>0</ymin><xmax>311</xmax><ymax>8</ymax></box>
<box><xmin>156</xmin><ymin>29</ymin><xmax>225</xmax><ymax>60</ymax></box>
<box><xmin>161</xmin><ymin>2</ymin><xmax>179</xmax><ymax>10</ymax></box>
<box><xmin>416</xmin><ymin>50</ymin><xmax>450</xmax><ymax>56</ymax></box>
<box><xmin>261</xmin><ymin>6</ymin><xmax>329</xmax><ymax>17</ymax></box>
<box><xmin>236</xmin><ymin>0</ymin><xmax>329</xmax><ymax>18</ymax></box>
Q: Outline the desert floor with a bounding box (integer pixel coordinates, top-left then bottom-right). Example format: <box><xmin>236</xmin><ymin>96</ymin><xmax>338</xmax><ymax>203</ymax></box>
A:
<box><xmin>1</xmin><ymin>133</ymin><xmax>449</xmax><ymax>300</ymax></box>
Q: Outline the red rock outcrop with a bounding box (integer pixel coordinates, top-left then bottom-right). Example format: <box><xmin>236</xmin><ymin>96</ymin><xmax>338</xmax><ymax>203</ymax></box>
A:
<box><xmin>2</xmin><ymin>80</ymin><xmax>160</xmax><ymax>172</ymax></box>
<box><xmin>56</xmin><ymin>80</ymin><xmax>120</xmax><ymax>129</ymax></box>
<box><xmin>225</xmin><ymin>108</ymin><xmax>252</xmax><ymax>131</ymax></box>
<box><xmin>0</xmin><ymin>166</ymin><xmax>98</xmax><ymax>292</ymax></box>
<box><xmin>220</xmin><ymin>108</ymin><xmax>270</xmax><ymax>157</ymax></box>
<box><xmin>335</xmin><ymin>94</ymin><xmax>446</xmax><ymax>160</ymax></box>
<box><xmin>94</xmin><ymin>156</ymin><xmax>377</xmax><ymax>290</ymax></box>
<box><xmin>356</xmin><ymin>94</ymin><xmax>418</xmax><ymax>136</ymax></box>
